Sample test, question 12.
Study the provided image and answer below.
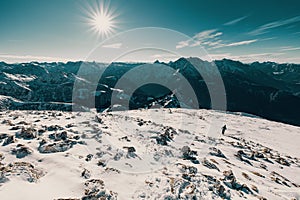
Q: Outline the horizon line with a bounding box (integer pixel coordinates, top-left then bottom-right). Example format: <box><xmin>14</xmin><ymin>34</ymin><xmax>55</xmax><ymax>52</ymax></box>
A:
<box><xmin>1</xmin><ymin>57</ymin><xmax>299</xmax><ymax>65</ymax></box>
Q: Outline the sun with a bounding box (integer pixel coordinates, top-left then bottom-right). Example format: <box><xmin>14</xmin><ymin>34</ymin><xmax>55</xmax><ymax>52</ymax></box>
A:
<box><xmin>91</xmin><ymin>12</ymin><xmax>113</xmax><ymax>35</ymax></box>
<box><xmin>82</xmin><ymin>1</ymin><xmax>118</xmax><ymax>38</ymax></box>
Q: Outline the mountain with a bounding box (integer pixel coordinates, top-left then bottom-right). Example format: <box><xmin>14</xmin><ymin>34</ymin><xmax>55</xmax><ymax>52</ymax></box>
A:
<box><xmin>0</xmin><ymin>58</ymin><xmax>299</xmax><ymax>126</ymax></box>
<box><xmin>0</xmin><ymin>108</ymin><xmax>299</xmax><ymax>199</ymax></box>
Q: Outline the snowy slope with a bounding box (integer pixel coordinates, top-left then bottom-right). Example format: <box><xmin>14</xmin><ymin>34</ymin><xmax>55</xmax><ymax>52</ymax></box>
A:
<box><xmin>0</xmin><ymin>108</ymin><xmax>299</xmax><ymax>200</ymax></box>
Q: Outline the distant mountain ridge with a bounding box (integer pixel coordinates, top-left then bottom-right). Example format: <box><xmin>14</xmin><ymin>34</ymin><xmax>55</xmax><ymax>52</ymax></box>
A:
<box><xmin>0</xmin><ymin>58</ymin><xmax>299</xmax><ymax>126</ymax></box>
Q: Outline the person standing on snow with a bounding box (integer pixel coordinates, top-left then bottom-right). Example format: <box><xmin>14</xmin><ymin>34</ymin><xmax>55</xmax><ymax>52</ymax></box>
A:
<box><xmin>221</xmin><ymin>125</ymin><xmax>227</xmax><ymax>135</ymax></box>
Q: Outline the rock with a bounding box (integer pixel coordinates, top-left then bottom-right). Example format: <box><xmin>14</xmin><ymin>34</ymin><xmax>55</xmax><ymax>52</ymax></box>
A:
<box><xmin>81</xmin><ymin>169</ymin><xmax>91</xmax><ymax>179</ymax></box>
<box><xmin>119</xmin><ymin>136</ymin><xmax>130</xmax><ymax>142</ymax></box>
<box><xmin>66</xmin><ymin>123</ymin><xmax>76</xmax><ymax>128</ymax></box>
<box><xmin>39</xmin><ymin>139</ymin><xmax>47</xmax><ymax>146</ymax></box>
<box><xmin>123</xmin><ymin>146</ymin><xmax>138</xmax><ymax>158</ymax></box>
<box><xmin>123</xmin><ymin>146</ymin><xmax>136</xmax><ymax>153</ymax></box>
<box><xmin>251</xmin><ymin>185</ymin><xmax>259</xmax><ymax>193</ymax></box>
<box><xmin>47</xmin><ymin>125</ymin><xmax>64</xmax><ymax>131</ymax></box>
<box><xmin>0</xmin><ymin>170</ymin><xmax>9</xmax><ymax>183</ymax></box>
<box><xmin>274</xmin><ymin>157</ymin><xmax>290</xmax><ymax>166</ymax></box>
<box><xmin>262</xmin><ymin>147</ymin><xmax>271</xmax><ymax>153</ymax></box>
<box><xmin>2</xmin><ymin>135</ymin><xmax>15</xmax><ymax>146</ymax></box>
<box><xmin>97</xmin><ymin>160</ymin><xmax>106</xmax><ymax>167</ymax></box>
<box><xmin>178</xmin><ymin>164</ymin><xmax>198</xmax><ymax>175</ymax></box>
<box><xmin>138</xmin><ymin>193</ymin><xmax>146</xmax><ymax>198</ymax></box>
<box><xmin>164</xmin><ymin>127</ymin><xmax>176</xmax><ymax>140</ymax></box>
<box><xmin>235</xmin><ymin>150</ymin><xmax>252</xmax><ymax>165</ymax></box>
<box><xmin>17</xmin><ymin>121</ymin><xmax>30</xmax><ymax>125</ymax></box>
<box><xmin>223</xmin><ymin>170</ymin><xmax>252</xmax><ymax>194</ymax></box>
<box><xmin>1</xmin><ymin>162</ymin><xmax>44</xmax><ymax>183</ymax></box>
<box><xmin>16</xmin><ymin>127</ymin><xmax>36</xmax><ymax>140</ymax></box>
<box><xmin>156</xmin><ymin>135</ymin><xmax>168</xmax><ymax>145</ymax></box>
<box><xmin>155</xmin><ymin>128</ymin><xmax>176</xmax><ymax>146</ymax></box>
<box><xmin>270</xmin><ymin>171</ymin><xmax>291</xmax><ymax>186</ymax></box>
<box><xmin>95</xmin><ymin>116</ymin><xmax>103</xmax><ymax>124</ymax></box>
<box><xmin>49</xmin><ymin>131</ymin><xmax>68</xmax><ymax>141</ymax></box>
<box><xmin>213</xmin><ymin>182</ymin><xmax>230</xmax><ymax>199</ymax></box>
<box><xmin>38</xmin><ymin>141</ymin><xmax>74</xmax><ymax>154</ymax></box>
<box><xmin>237</xmin><ymin>150</ymin><xmax>246</xmax><ymax>157</ymax></box>
<box><xmin>182</xmin><ymin>173</ymin><xmax>191</xmax><ymax>181</ymax></box>
<box><xmin>240</xmin><ymin>184</ymin><xmax>252</xmax><ymax>194</ymax></box>
<box><xmin>194</xmin><ymin>136</ymin><xmax>206</xmax><ymax>143</ymax></box>
<box><xmin>209</xmin><ymin>147</ymin><xmax>226</xmax><ymax>158</ymax></box>
<box><xmin>137</xmin><ymin>121</ymin><xmax>144</xmax><ymax>126</ymax></box>
<box><xmin>242</xmin><ymin>172</ymin><xmax>251</xmax><ymax>181</ymax></box>
<box><xmin>202</xmin><ymin>158</ymin><xmax>220</xmax><ymax>171</ymax></box>
<box><xmin>0</xmin><ymin>153</ymin><xmax>4</xmax><ymax>161</ymax></box>
<box><xmin>0</xmin><ymin>133</ymin><xmax>8</xmax><ymax>140</ymax></box>
<box><xmin>9</xmin><ymin>126</ymin><xmax>22</xmax><ymax>130</ymax></box>
<box><xmin>38</xmin><ymin>128</ymin><xmax>46</xmax><ymax>135</ymax></box>
<box><xmin>181</xmin><ymin>182</ymin><xmax>196</xmax><ymax>196</ymax></box>
<box><xmin>251</xmin><ymin>171</ymin><xmax>265</xmax><ymax>178</ymax></box>
<box><xmin>1</xmin><ymin>120</ymin><xmax>14</xmax><ymax>126</ymax></box>
<box><xmin>85</xmin><ymin>154</ymin><xmax>93</xmax><ymax>162</ymax></box>
<box><xmin>223</xmin><ymin>170</ymin><xmax>238</xmax><ymax>188</ymax></box>
<box><xmin>260</xmin><ymin>163</ymin><xmax>268</xmax><ymax>170</ymax></box>
<box><xmin>83</xmin><ymin>179</ymin><xmax>104</xmax><ymax>197</ymax></box>
<box><xmin>73</xmin><ymin>135</ymin><xmax>80</xmax><ymax>140</ymax></box>
<box><xmin>165</xmin><ymin>126</ymin><xmax>177</xmax><ymax>134</ymax></box>
<box><xmin>11</xmin><ymin>144</ymin><xmax>33</xmax><ymax>158</ymax></box>
<box><xmin>223</xmin><ymin>170</ymin><xmax>235</xmax><ymax>181</ymax></box>
<box><xmin>82</xmin><ymin>190</ymin><xmax>117</xmax><ymax>200</ymax></box>
<box><xmin>181</xmin><ymin>146</ymin><xmax>197</xmax><ymax>161</ymax></box>
<box><xmin>253</xmin><ymin>150</ymin><xmax>265</xmax><ymax>158</ymax></box>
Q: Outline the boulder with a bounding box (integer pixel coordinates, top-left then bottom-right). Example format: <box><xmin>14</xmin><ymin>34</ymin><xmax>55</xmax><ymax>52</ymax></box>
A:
<box><xmin>11</xmin><ymin>144</ymin><xmax>33</xmax><ymax>158</ymax></box>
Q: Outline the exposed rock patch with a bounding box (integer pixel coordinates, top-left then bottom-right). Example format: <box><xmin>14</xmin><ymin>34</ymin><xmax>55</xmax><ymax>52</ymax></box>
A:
<box><xmin>0</xmin><ymin>162</ymin><xmax>44</xmax><ymax>183</ymax></box>
<box><xmin>11</xmin><ymin>144</ymin><xmax>33</xmax><ymax>158</ymax></box>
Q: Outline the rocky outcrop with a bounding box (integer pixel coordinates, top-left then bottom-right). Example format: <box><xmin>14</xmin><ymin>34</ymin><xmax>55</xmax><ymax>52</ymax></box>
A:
<box><xmin>11</xmin><ymin>144</ymin><xmax>33</xmax><ymax>158</ymax></box>
<box><xmin>2</xmin><ymin>135</ymin><xmax>15</xmax><ymax>146</ymax></box>
<box><xmin>38</xmin><ymin>141</ymin><xmax>74</xmax><ymax>154</ymax></box>
<box><xmin>83</xmin><ymin>179</ymin><xmax>117</xmax><ymax>200</ymax></box>
<box><xmin>16</xmin><ymin>127</ymin><xmax>36</xmax><ymax>140</ymax></box>
<box><xmin>0</xmin><ymin>162</ymin><xmax>44</xmax><ymax>183</ymax></box>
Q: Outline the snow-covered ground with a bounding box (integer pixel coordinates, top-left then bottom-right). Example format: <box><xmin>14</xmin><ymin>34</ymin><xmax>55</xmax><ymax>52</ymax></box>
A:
<box><xmin>0</xmin><ymin>108</ymin><xmax>299</xmax><ymax>199</ymax></box>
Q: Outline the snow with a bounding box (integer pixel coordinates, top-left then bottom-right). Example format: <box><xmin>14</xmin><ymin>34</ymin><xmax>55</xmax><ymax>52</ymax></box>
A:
<box><xmin>74</xmin><ymin>75</ymin><xmax>90</xmax><ymax>83</ymax></box>
<box><xmin>273</xmin><ymin>71</ymin><xmax>284</xmax><ymax>75</ymax></box>
<box><xmin>13</xmin><ymin>81</ymin><xmax>32</xmax><ymax>91</ymax></box>
<box><xmin>0</xmin><ymin>95</ymin><xmax>22</xmax><ymax>103</ymax></box>
<box><xmin>110</xmin><ymin>88</ymin><xmax>124</xmax><ymax>93</ymax></box>
<box><xmin>3</xmin><ymin>72</ymin><xmax>36</xmax><ymax>82</ymax></box>
<box><xmin>0</xmin><ymin>108</ymin><xmax>299</xmax><ymax>199</ymax></box>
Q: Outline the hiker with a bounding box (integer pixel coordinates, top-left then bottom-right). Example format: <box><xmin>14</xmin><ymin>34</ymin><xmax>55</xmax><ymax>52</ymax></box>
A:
<box><xmin>221</xmin><ymin>125</ymin><xmax>227</xmax><ymax>135</ymax></box>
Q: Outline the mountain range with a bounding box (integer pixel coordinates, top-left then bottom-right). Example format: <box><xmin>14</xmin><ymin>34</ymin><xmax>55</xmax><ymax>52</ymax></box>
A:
<box><xmin>0</xmin><ymin>58</ymin><xmax>299</xmax><ymax>126</ymax></box>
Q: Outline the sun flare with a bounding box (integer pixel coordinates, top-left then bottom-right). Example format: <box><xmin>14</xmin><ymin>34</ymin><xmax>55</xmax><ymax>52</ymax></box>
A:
<box><xmin>82</xmin><ymin>1</ymin><xmax>118</xmax><ymax>38</ymax></box>
<box><xmin>92</xmin><ymin>13</ymin><xmax>113</xmax><ymax>34</ymax></box>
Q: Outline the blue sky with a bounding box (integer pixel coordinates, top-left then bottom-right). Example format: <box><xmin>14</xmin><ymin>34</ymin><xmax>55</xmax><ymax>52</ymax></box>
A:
<box><xmin>1</xmin><ymin>0</ymin><xmax>300</xmax><ymax>63</ymax></box>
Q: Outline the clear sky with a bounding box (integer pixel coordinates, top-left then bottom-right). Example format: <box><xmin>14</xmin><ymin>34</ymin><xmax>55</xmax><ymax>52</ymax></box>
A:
<box><xmin>1</xmin><ymin>0</ymin><xmax>300</xmax><ymax>63</ymax></box>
